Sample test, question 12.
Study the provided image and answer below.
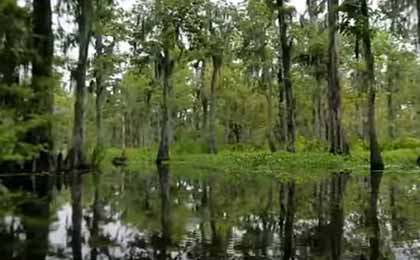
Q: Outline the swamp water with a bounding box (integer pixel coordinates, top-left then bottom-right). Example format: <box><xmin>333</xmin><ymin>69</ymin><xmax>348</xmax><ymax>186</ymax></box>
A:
<box><xmin>1</xmin><ymin>165</ymin><xmax>420</xmax><ymax>259</ymax></box>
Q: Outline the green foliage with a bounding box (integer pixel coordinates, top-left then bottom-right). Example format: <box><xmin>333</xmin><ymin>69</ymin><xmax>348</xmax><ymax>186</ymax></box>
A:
<box><xmin>173</xmin><ymin>139</ymin><xmax>207</xmax><ymax>155</ymax></box>
<box><xmin>90</xmin><ymin>145</ymin><xmax>107</xmax><ymax>169</ymax></box>
<box><xmin>107</xmin><ymin>148</ymin><xmax>358</xmax><ymax>173</ymax></box>
<box><xmin>52</xmin><ymin>88</ymin><xmax>74</xmax><ymax>152</ymax></box>
<box><xmin>384</xmin><ymin>137</ymin><xmax>420</xmax><ymax>150</ymax></box>
<box><xmin>382</xmin><ymin>149</ymin><xmax>419</xmax><ymax>168</ymax></box>
<box><xmin>0</xmin><ymin>84</ymin><xmax>51</xmax><ymax>162</ymax></box>
<box><xmin>296</xmin><ymin>137</ymin><xmax>329</xmax><ymax>152</ymax></box>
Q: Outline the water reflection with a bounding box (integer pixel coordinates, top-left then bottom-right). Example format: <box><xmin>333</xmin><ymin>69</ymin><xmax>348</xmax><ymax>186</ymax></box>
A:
<box><xmin>70</xmin><ymin>172</ymin><xmax>83</xmax><ymax>260</ymax></box>
<box><xmin>282</xmin><ymin>181</ymin><xmax>296</xmax><ymax>260</ymax></box>
<box><xmin>2</xmin><ymin>167</ymin><xmax>420</xmax><ymax>259</ymax></box>
<box><xmin>367</xmin><ymin>172</ymin><xmax>382</xmax><ymax>260</ymax></box>
<box><xmin>90</xmin><ymin>172</ymin><xmax>101</xmax><ymax>260</ymax></box>
<box><xmin>156</xmin><ymin>163</ymin><xmax>172</xmax><ymax>259</ymax></box>
<box><xmin>0</xmin><ymin>174</ymin><xmax>54</xmax><ymax>260</ymax></box>
<box><xmin>21</xmin><ymin>191</ymin><xmax>50</xmax><ymax>260</ymax></box>
<box><xmin>329</xmin><ymin>173</ymin><xmax>348</xmax><ymax>260</ymax></box>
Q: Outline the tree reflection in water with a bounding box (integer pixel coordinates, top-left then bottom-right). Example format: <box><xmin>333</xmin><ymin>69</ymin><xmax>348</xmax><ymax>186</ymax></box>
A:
<box><xmin>3</xmin><ymin>168</ymin><xmax>420</xmax><ymax>259</ymax></box>
<box><xmin>70</xmin><ymin>172</ymin><xmax>83</xmax><ymax>260</ymax></box>
<box><xmin>156</xmin><ymin>162</ymin><xmax>172</xmax><ymax>260</ymax></box>
<box><xmin>367</xmin><ymin>171</ymin><xmax>383</xmax><ymax>260</ymax></box>
<box><xmin>0</xmin><ymin>173</ymin><xmax>55</xmax><ymax>260</ymax></box>
<box><xmin>282</xmin><ymin>181</ymin><xmax>296</xmax><ymax>260</ymax></box>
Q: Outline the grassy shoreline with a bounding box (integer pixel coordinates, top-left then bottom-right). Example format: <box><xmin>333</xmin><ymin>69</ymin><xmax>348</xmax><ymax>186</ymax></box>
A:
<box><xmin>105</xmin><ymin>148</ymin><xmax>420</xmax><ymax>173</ymax></box>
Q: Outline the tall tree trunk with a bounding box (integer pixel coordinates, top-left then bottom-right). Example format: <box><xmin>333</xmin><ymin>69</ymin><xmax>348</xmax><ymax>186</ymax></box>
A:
<box><xmin>208</xmin><ymin>55</ymin><xmax>221</xmax><ymax>154</ymax></box>
<box><xmin>278</xmin><ymin>0</ymin><xmax>296</xmax><ymax>152</ymax></box>
<box><xmin>361</xmin><ymin>0</ymin><xmax>384</xmax><ymax>171</ymax></box>
<box><xmin>94</xmin><ymin>34</ymin><xmax>105</xmax><ymax>148</ymax></box>
<box><xmin>327</xmin><ymin>0</ymin><xmax>347</xmax><ymax>155</ymax></box>
<box><xmin>193</xmin><ymin>66</ymin><xmax>201</xmax><ymax>132</ymax></box>
<box><xmin>276</xmin><ymin>75</ymin><xmax>287</xmax><ymax>144</ymax></box>
<box><xmin>70</xmin><ymin>0</ymin><xmax>93</xmax><ymax>168</ymax></box>
<box><xmin>387</xmin><ymin>1</ymin><xmax>398</xmax><ymax>140</ymax></box>
<box><xmin>157</xmin><ymin>50</ymin><xmax>174</xmax><ymax>162</ymax></box>
<box><xmin>200</xmin><ymin>60</ymin><xmax>209</xmax><ymax>138</ymax></box>
<box><xmin>29</xmin><ymin>0</ymin><xmax>54</xmax><ymax>171</ymax></box>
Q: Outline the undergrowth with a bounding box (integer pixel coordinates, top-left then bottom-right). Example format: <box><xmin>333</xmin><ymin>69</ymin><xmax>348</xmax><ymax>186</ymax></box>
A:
<box><xmin>104</xmin><ymin>147</ymin><xmax>420</xmax><ymax>175</ymax></box>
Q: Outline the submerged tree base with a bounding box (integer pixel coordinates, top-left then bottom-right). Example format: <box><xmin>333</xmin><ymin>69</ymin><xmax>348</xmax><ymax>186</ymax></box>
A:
<box><xmin>64</xmin><ymin>148</ymin><xmax>90</xmax><ymax>171</ymax></box>
<box><xmin>370</xmin><ymin>161</ymin><xmax>385</xmax><ymax>172</ymax></box>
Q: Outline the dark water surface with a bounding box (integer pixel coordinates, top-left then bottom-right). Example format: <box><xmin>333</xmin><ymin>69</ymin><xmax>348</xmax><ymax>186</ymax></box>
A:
<box><xmin>1</xmin><ymin>166</ymin><xmax>420</xmax><ymax>260</ymax></box>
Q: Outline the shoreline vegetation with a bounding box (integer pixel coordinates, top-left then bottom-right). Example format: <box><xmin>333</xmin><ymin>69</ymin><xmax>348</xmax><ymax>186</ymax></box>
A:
<box><xmin>105</xmin><ymin>147</ymin><xmax>420</xmax><ymax>174</ymax></box>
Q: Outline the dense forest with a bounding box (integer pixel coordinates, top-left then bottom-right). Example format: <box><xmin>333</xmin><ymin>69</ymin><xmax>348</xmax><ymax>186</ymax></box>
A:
<box><xmin>2</xmin><ymin>0</ymin><xmax>420</xmax><ymax>172</ymax></box>
<box><xmin>4</xmin><ymin>1</ymin><xmax>420</xmax><ymax>259</ymax></box>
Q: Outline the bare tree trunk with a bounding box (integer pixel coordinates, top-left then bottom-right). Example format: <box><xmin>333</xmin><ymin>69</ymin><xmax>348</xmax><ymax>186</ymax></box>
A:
<box><xmin>193</xmin><ymin>66</ymin><xmax>201</xmax><ymax>132</ymax></box>
<box><xmin>94</xmin><ymin>34</ymin><xmax>105</xmax><ymax>148</ymax></box>
<box><xmin>327</xmin><ymin>0</ymin><xmax>348</xmax><ymax>155</ymax></box>
<box><xmin>387</xmin><ymin>1</ymin><xmax>398</xmax><ymax>140</ymax></box>
<box><xmin>278</xmin><ymin>0</ymin><xmax>296</xmax><ymax>152</ymax></box>
<box><xmin>208</xmin><ymin>55</ymin><xmax>221</xmax><ymax>154</ymax></box>
<box><xmin>276</xmin><ymin>81</ymin><xmax>287</xmax><ymax>145</ymax></box>
<box><xmin>361</xmin><ymin>0</ymin><xmax>384</xmax><ymax>171</ymax></box>
<box><xmin>157</xmin><ymin>50</ymin><xmax>174</xmax><ymax>162</ymax></box>
<box><xmin>70</xmin><ymin>0</ymin><xmax>93</xmax><ymax>168</ymax></box>
<box><xmin>200</xmin><ymin>60</ymin><xmax>209</xmax><ymax>138</ymax></box>
<box><xmin>29</xmin><ymin>0</ymin><xmax>54</xmax><ymax>171</ymax></box>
